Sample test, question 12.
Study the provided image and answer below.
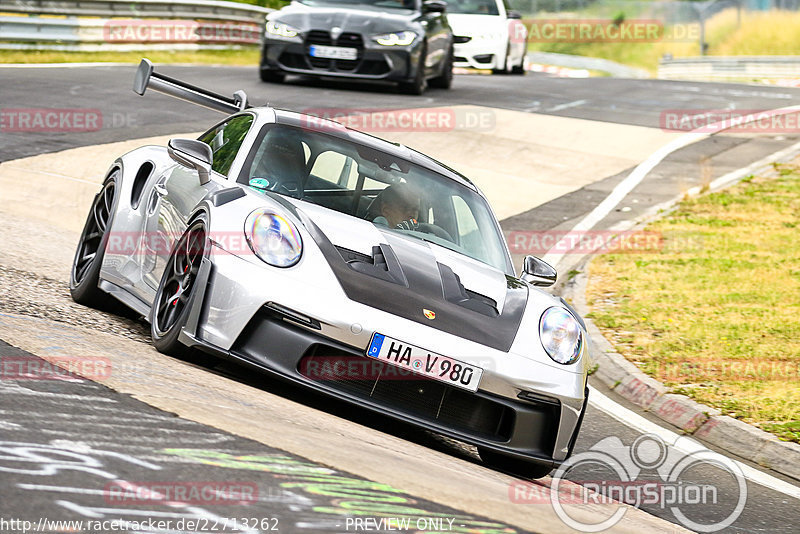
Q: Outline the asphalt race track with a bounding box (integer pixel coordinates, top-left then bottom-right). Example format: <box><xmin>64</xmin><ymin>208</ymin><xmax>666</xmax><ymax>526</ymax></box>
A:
<box><xmin>2</xmin><ymin>65</ymin><xmax>800</xmax><ymax>533</ymax></box>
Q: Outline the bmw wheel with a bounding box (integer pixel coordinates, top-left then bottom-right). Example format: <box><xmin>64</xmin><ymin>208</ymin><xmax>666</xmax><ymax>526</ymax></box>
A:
<box><xmin>400</xmin><ymin>43</ymin><xmax>427</xmax><ymax>95</ymax></box>
<box><xmin>429</xmin><ymin>46</ymin><xmax>454</xmax><ymax>89</ymax></box>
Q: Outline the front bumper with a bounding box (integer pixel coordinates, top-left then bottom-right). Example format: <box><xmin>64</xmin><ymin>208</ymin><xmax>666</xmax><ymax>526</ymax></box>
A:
<box><xmin>261</xmin><ymin>36</ymin><xmax>419</xmax><ymax>82</ymax></box>
<box><xmin>181</xmin><ymin>247</ymin><xmax>588</xmax><ymax>466</ymax></box>
<box><xmin>453</xmin><ymin>38</ymin><xmax>505</xmax><ymax>69</ymax></box>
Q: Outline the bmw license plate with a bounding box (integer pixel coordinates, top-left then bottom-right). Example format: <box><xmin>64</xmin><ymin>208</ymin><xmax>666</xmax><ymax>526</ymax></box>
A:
<box><xmin>309</xmin><ymin>45</ymin><xmax>358</xmax><ymax>60</ymax></box>
<box><xmin>366</xmin><ymin>333</ymin><xmax>483</xmax><ymax>392</ymax></box>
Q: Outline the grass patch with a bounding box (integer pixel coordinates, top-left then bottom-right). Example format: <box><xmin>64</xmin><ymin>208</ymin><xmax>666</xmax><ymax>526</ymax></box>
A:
<box><xmin>587</xmin><ymin>163</ymin><xmax>800</xmax><ymax>442</ymax></box>
<box><xmin>528</xmin><ymin>8</ymin><xmax>800</xmax><ymax>73</ymax></box>
<box><xmin>0</xmin><ymin>48</ymin><xmax>260</xmax><ymax>65</ymax></box>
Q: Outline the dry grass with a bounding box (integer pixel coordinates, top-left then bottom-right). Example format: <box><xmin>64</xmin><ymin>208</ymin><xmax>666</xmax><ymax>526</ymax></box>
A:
<box><xmin>0</xmin><ymin>48</ymin><xmax>260</xmax><ymax>65</ymax></box>
<box><xmin>587</xmin><ymin>163</ymin><xmax>800</xmax><ymax>442</ymax></box>
<box><xmin>528</xmin><ymin>9</ymin><xmax>800</xmax><ymax>73</ymax></box>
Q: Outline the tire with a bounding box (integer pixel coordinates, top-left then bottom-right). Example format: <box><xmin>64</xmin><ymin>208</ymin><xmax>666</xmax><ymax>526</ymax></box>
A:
<box><xmin>492</xmin><ymin>44</ymin><xmax>512</xmax><ymax>75</ymax></box>
<box><xmin>260</xmin><ymin>68</ymin><xmax>285</xmax><ymax>83</ymax></box>
<box><xmin>511</xmin><ymin>54</ymin><xmax>526</xmax><ymax>75</ymax></box>
<box><xmin>399</xmin><ymin>43</ymin><xmax>427</xmax><ymax>95</ymax></box>
<box><xmin>150</xmin><ymin>217</ymin><xmax>210</xmax><ymax>360</ymax></box>
<box><xmin>70</xmin><ymin>172</ymin><xmax>119</xmax><ymax>309</ymax></box>
<box><xmin>428</xmin><ymin>46</ymin><xmax>453</xmax><ymax>89</ymax></box>
<box><xmin>478</xmin><ymin>448</ymin><xmax>553</xmax><ymax>479</ymax></box>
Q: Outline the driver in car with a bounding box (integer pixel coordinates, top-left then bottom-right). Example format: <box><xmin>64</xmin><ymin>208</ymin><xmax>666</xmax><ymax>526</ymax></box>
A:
<box><xmin>369</xmin><ymin>184</ymin><xmax>420</xmax><ymax>230</ymax></box>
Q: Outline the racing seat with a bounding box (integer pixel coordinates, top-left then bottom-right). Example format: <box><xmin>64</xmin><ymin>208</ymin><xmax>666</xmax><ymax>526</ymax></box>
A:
<box><xmin>250</xmin><ymin>129</ymin><xmax>307</xmax><ymax>196</ymax></box>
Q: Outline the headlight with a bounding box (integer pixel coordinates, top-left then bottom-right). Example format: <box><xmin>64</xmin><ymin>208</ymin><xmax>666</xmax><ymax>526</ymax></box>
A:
<box><xmin>373</xmin><ymin>31</ymin><xmax>416</xmax><ymax>46</ymax></box>
<box><xmin>266</xmin><ymin>20</ymin><xmax>299</xmax><ymax>39</ymax></box>
<box><xmin>539</xmin><ymin>307</ymin><xmax>583</xmax><ymax>365</ymax></box>
<box><xmin>244</xmin><ymin>209</ymin><xmax>303</xmax><ymax>268</ymax></box>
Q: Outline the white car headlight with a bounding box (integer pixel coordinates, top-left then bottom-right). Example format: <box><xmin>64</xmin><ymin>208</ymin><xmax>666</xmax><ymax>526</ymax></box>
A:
<box><xmin>244</xmin><ymin>209</ymin><xmax>303</xmax><ymax>268</ymax></box>
<box><xmin>373</xmin><ymin>31</ymin><xmax>416</xmax><ymax>46</ymax></box>
<box><xmin>266</xmin><ymin>20</ymin><xmax>299</xmax><ymax>39</ymax></box>
<box><xmin>539</xmin><ymin>307</ymin><xmax>583</xmax><ymax>365</ymax></box>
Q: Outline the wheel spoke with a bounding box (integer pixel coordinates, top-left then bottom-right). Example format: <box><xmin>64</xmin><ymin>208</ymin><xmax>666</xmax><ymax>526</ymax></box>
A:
<box><xmin>103</xmin><ymin>184</ymin><xmax>114</xmax><ymax>214</ymax></box>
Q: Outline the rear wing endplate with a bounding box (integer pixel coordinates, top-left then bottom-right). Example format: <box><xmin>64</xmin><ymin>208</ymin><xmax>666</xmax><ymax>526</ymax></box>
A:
<box><xmin>133</xmin><ymin>58</ymin><xmax>249</xmax><ymax>114</ymax></box>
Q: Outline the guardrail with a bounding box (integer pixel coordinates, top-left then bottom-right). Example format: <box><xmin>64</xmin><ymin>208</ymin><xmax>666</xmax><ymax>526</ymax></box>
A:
<box><xmin>0</xmin><ymin>0</ymin><xmax>272</xmax><ymax>49</ymax></box>
<box><xmin>526</xmin><ymin>51</ymin><xmax>650</xmax><ymax>79</ymax></box>
<box><xmin>658</xmin><ymin>56</ymin><xmax>800</xmax><ymax>82</ymax></box>
<box><xmin>0</xmin><ymin>0</ymin><xmax>272</xmax><ymax>23</ymax></box>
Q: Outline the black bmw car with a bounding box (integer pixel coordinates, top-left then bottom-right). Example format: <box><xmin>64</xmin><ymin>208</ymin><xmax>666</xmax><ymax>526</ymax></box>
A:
<box><xmin>259</xmin><ymin>0</ymin><xmax>454</xmax><ymax>94</ymax></box>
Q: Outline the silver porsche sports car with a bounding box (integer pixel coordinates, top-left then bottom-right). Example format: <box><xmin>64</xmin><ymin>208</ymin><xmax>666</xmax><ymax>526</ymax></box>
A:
<box><xmin>70</xmin><ymin>59</ymin><xmax>589</xmax><ymax>479</ymax></box>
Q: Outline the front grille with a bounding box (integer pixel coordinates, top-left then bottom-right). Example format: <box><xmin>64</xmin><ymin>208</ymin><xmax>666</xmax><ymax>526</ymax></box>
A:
<box><xmin>304</xmin><ymin>29</ymin><xmax>364</xmax><ymax>71</ymax></box>
<box><xmin>298</xmin><ymin>346</ymin><xmax>515</xmax><ymax>441</ymax></box>
<box><xmin>335</xmin><ymin>32</ymin><xmax>363</xmax><ymax>70</ymax></box>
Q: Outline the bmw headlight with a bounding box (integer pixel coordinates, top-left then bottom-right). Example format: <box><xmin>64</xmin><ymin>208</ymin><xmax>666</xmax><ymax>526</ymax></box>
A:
<box><xmin>266</xmin><ymin>20</ymin><xmax>299</xmax><ymax>39</ymax></box>
<box><xmin>539</xmin><ymin>307</ymin><xmax>583</xmax><ymax>365</ymax></box>
<box><xmin>373</xmin><ymin>31</ymin><xmax>416</xmax><ymax>46</ymax></box>
<box><xmin>244</xmin><ymin>209</ymin><xmax>303</xmax><ymax>268</ymax></box>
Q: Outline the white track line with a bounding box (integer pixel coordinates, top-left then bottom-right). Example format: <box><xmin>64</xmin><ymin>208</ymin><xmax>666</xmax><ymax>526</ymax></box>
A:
<box><xmin>543</xmin><ymin>104</ymin><xmax>800</xmax><ymax>267</ymax></box>
<box><xmin>551</xmin><ymin>106</ymin><xmax>800</xmax><ymax>498</ymax></box>
<box><xmin>590</xmin><ymin>386</ymin><xmax>800</xmax><ymax>500</ymax></box>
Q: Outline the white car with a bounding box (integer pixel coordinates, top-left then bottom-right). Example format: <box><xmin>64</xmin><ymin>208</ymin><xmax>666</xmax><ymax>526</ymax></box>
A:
<box><xmin>444</xmin><ymin>0</ymin><xmax>527</xmax><ymax>73</ymax></box>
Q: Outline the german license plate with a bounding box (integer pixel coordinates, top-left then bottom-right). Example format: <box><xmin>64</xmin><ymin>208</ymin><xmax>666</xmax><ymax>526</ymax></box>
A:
<box><xmin>366</xmin><ymin>333</ymin><xmax>483</xmax><ymax>392</ymax></box>
<box><xmin>309</xmin><ymin>45</ymin><xmax>358</xmax><ymax>60</ymax></box>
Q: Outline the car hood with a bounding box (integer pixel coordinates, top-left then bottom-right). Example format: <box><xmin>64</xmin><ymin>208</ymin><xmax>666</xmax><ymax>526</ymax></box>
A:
<box><xmin>447</xmin><ymin>14</ymin><xmax>507</xmax><ymax>36</ymax></box>
<box><xmin>282</xmin><ymin>197</ymin><xmax>527</xmax><ymax>352</ymax></box>
<box><xmin>273</xmin><ymin>3</ymin><xmax>420</xmax><ymax>35</ymax></box>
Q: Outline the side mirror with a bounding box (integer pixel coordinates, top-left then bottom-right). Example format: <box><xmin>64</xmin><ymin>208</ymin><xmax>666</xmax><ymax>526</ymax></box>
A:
<box><xmin>521</xmin><ymin>255</ymin><xmax>557</xmax><ymax>287</ymax></box>
<box><xmin>423</xmin><ymin>0</ymin><xmax>447</xmax><ymax>13</ymax></box>
<box><xmin>168</xmin><ymin>138</ymin><xmax>213</xmax><ymax>185</ymax></box>
<box><xmin>507</xmin><ymin>10</ymin><xmax>522</xmax><ymax>19</ymax></box>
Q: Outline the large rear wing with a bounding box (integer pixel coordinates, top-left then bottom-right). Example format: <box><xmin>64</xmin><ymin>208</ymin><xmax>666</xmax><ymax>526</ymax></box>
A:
<box><xmin>133</xmin><ymin>59</ymin><xmax>249</xmax><ymax>115</ymax></box>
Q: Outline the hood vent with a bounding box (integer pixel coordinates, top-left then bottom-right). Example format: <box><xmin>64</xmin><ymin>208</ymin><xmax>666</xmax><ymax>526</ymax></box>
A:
<box><xmin>337</xmin><ymin>244</ymin><xmax>408</xmax><ymax>287</ymax></box>
<box><xmin>438</xmin><ymin>263</ymin><xmax>499</xmax><ymax>318</ymax></box>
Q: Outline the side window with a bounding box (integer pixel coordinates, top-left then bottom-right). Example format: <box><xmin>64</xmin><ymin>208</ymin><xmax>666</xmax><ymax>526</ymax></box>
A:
<box><xmin>309</xmin><ymin>151</ymin><xmax>358</xmax><ymax>188</ymax></box>
<box><xmin>199</xmin><ymin>115</ymin><xmax>254</xmax><ymax>177</ymax></box>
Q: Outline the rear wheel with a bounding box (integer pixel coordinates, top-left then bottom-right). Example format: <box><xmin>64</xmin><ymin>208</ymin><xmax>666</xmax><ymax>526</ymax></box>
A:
<box><xmin>478</xmin><ymin>448</ymin><xmax>553</xmax><ymax>479</ymax></box>
<box><xmin>70</xmin><ymin>173</ymin><xmax>118</xmax><ymax>309</ymax></box>
<box><xmin>150</xmin><ymin>218</ymin><xmax>210</xmax><ymax>361</ymax></box>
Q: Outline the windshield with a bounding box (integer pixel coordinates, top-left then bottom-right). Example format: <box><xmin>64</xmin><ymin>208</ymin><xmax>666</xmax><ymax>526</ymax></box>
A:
<box><xmin>298</xmin><ymin>0</ymin><xmax>417</xmax><ymax>9</ymax></box>
<box><xmin>441</xmin><ymin>0</ymin><xmax>499</xmax><ymax>15</ymax></box>
<box><xmin>239</xmin><ymin>124</ymin><xmax>512</xmax><ymax>274</ymax></box>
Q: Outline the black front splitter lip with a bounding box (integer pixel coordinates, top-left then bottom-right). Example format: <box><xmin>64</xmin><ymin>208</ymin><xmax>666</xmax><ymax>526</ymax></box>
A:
<box><xmin>180</xmin><ymin>328</ymin><xmax>559</xmax><ymax>470</ymax></box>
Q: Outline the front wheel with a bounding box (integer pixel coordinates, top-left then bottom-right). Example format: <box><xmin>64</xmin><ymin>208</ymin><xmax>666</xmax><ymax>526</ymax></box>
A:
<box><xmin>478</xmin><ymin>448</ymin><xmax>553</xmax><ymax>479</ymax></box>
<box><xmin>399</xmin><ymin>44</ymin><xmax>427</xmax><ymax>95</ymax></box>
<box><xmin>151</xmin><ymin>218</ymin><xmax>208</xmax><ymax>358</ymax></box>
<box><xmin>260</xmin><ymin>68</ymin><xmax>285</xmax><ymax>83</ymax></box>
<box><xmin>492</xmin><ymin>44</ymin><xmax>512</xmax><ymax>74</ymax></box>
<box><xmin>511</xmin><ymin>53</ymin><xmax>526</xmax><ymax>75</ymax></box>
<box><xmin>428</xmin><ymin>46</ymin><xmax>453</xmax><ymax>89</ymax></box>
